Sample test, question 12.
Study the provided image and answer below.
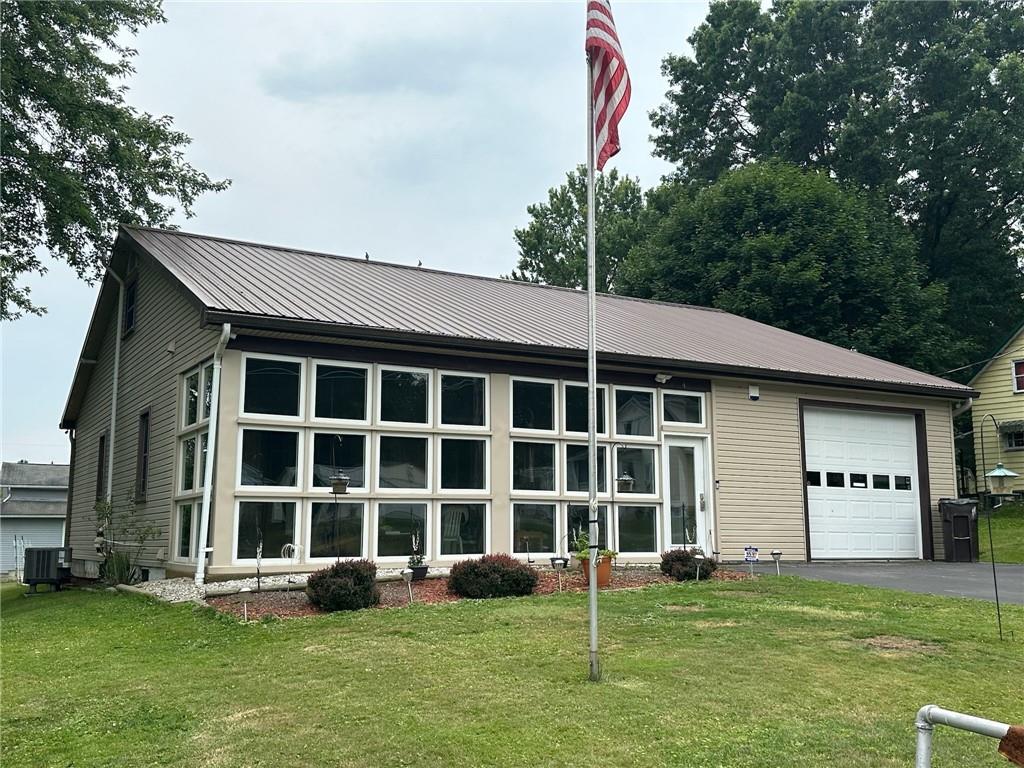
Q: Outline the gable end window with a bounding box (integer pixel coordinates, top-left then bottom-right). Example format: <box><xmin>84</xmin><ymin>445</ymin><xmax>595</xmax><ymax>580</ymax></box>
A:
<box><xmin>1014</xmin><ymin>360</ymin><xmax>1024</xmax><ymax>393</ymax></box>
<box><xmin>95</xmin><ymin>432</ymin><xmax>109</xmax><ymax>500</ymax></box>
<box><xmin>135</xmin><ymin>410</ymin><xmax>151</xmax><ymax>501</ymax></box>
<box><xmin>122</xmin><ymin>280</ymin><xmax>137</xmax><ymax>335</ymax></box>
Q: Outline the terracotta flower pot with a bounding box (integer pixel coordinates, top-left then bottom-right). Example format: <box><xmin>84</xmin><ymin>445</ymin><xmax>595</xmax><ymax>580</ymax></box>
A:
<box><xmin>581</xmin><ymin>556</ymin><xmax>612</xmax><ymax>588</ymax></box>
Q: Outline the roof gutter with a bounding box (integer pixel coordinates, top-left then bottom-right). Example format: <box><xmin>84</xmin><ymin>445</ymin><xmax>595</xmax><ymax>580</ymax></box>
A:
<box><xmin>107</xmin><ymin>268</ymin><xmax>124</xmax><ymax>504</ymax></box>
<box><xmin>194</xmin><ymin>323</ymin><xmax>232</xmax><ymax>587</ymax></box>
<box><xmin>952</xmin><ymin>397</ymin><xmax>974</xmax><ymax>418</ymax></box>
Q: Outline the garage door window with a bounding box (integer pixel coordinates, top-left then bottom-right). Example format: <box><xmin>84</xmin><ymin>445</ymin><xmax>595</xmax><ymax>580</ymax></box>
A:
<box><xmin>873</xmin><ymin>475</ymin><xmax>890</xmax><ymax>490</ymax></box>
<box><xmin>850</xmin><ymin>473</ymin><xmax>868</xmax><ymax>488</ymax></box>
<box><xmin>895</xmin><ymin>476</ymin><xmax>913</xmax><ymax>491</ymax></box>
<box><xmin>806</xmin><ymin>471</ymin><xmax>821</xmax><ymax>486</ymax></box>
<box><xmin>826</xmin><ymin>472</ymin><xmax>844</xmax><ymax>487</ymax></box>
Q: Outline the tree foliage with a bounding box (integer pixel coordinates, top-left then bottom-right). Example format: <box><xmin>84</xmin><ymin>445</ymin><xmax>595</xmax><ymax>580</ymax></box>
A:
<box><xmin>507</xmin><ymin>165</ymin><xmax>646</xmax><ymax>292</ymax></box>
<box><xmin>1</xmin><ymin>1</ymin><xmax>229</xmax><ymax>320</ymax></box>
<box><xmin>620</xmin><ymin>162</ymin><xmax>956</xmax><ymax>373</ymax></box>
<box><xmin>650</xmin><ymin>0</ymin><xmax>1024</xmax><ymax>366</ymax></box>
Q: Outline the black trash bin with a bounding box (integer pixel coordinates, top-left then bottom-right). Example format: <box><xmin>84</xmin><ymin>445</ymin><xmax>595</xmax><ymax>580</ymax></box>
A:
<box><xmin>939</xmin><ymin>499</ymin><xmax>978</xmax><ymax>562</ymax></box>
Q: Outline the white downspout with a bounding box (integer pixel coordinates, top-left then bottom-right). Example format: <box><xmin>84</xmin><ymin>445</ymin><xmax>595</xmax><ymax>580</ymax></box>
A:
<box><xmin>107</xmin><ymin>270</ymin><xmax>124</xmax><ymax>502</ymax></box>
<box><xmin>194</xmin><ymin>323</ymin><xmax>232</xmax><ymax>586</ymax></box>
<box><xmin>952</xmin><ymin>397</ymin><xmax>973</xmax><ymax>418</ymax></box>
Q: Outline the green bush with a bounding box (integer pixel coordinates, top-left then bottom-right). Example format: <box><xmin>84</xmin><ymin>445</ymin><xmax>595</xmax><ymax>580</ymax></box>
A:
<box><xmin>306</xmin><ymin>560</ymin><xmax>379</xmax><ymax>612</ymax></box>
<box><xmin>660</xmin><ymin>548</ymin><xmax>717</xmax><ymax>581</ymax></box>
<box><xmin>448</xmin><ymin>554</ymin><xmax>538</xmax><ymax>599</ymax></box>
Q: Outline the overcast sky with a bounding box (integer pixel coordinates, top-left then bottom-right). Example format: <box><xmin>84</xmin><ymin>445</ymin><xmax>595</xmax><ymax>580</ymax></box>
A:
<box><xmin>1</xmin><ymin>1</ymin><xmax>708</xmax><ymax>464</ymax></box>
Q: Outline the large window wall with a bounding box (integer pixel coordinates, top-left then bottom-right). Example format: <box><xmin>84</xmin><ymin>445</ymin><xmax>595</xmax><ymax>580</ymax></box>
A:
<box><xmin>172</xmin><ymin>361</ymin><xmax>214</xmax><ymax>563</ymax></box>
<box><xmin>232</xmin><ymin>354</ymin><xmax>491</xmax><ymax>566</ymax></box>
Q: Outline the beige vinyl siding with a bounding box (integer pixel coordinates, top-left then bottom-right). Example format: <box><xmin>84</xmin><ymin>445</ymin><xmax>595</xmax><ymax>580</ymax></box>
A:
<box><xmin>68</xmin><ymin>255</ymin><xmax>220</xmax><ymax>575</ymax></box>
<box><xmin>711</xmin><ymin>380</ymin><xmax>958</xmax><ymax>561</ymax></box>
<box><xmin>971</xmin><ymin>329</ymin><xmax>1024</xmax><ymax>493</ymax></box>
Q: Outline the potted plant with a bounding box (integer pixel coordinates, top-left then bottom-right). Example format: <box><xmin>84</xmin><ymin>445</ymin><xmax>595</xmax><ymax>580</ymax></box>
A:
<box><xmin>574</xmin><ymin>531</ymin><xmax>615</xmax><ymax>588</ymax></box>
<box><xmin>407</xmin><ymin>533</ymin><xmax>428</xmax><ymax>581</ymax></box>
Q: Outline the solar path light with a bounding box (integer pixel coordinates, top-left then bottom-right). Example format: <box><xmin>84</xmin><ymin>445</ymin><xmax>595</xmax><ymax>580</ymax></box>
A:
<box><xmin>771</xmin><ymin>549</ymin><xmax>783</xmax><ymax>576</ymax></box>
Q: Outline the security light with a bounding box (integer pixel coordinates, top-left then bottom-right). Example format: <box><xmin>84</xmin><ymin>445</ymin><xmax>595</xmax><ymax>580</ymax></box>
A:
<box><xmin>654</xmin><ymin>373</ymin><xmax>672</xmax><ymax>384</ymax></box>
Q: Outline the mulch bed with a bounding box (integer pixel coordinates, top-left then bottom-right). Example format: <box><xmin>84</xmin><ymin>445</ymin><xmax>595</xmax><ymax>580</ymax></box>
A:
<box><xmin>206</xmin><ymin>568</ymin><xmax>750</xmax><ymax>620</ymax></box>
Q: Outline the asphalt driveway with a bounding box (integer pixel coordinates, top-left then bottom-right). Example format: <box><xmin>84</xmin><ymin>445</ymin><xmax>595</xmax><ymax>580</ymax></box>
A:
<box><xmin>748</xmin><ymin>561</ymin><xmax>1024</xmax><ymax>605</ymax></box>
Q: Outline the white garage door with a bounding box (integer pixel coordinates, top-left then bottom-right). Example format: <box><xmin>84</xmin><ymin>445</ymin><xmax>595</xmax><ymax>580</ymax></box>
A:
<box><xmin>804</xmin><ymin>407</ymin><xmax>921</xmax><ymax>559</ymax></box>
<box><xmin>0</xmin><ymin>518</ymin><xmax>66</xmax><ymax>576</ymax></box>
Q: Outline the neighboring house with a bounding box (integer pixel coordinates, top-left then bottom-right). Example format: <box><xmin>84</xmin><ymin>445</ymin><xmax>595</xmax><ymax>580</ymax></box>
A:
<box><xmin>60</xmin><ymin>226</ymin><xmax>977</xmax><ymax>582</ymax></box>
<box><xmin>969</xmin><ymin>322</ymin><xmax>1024</xmax><ymax>495</ymax></box>
<box><xmin>1</xmin><ymin>461</ymin><xmax>70</xmax><ymax>578</ymax></box>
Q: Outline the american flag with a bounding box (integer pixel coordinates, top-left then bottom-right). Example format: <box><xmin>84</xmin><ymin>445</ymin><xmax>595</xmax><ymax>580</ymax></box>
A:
<box><xmin>585</xmin><ymin>0</ymin><xmax>630</xmax><ymax>170</ymax></box>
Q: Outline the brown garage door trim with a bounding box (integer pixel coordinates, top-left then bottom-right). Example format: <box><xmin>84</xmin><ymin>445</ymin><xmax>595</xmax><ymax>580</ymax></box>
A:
<box><xmin>798</xmin><ymin>399</ymin><xmax>934</xmax><ymax>562</ymax></box>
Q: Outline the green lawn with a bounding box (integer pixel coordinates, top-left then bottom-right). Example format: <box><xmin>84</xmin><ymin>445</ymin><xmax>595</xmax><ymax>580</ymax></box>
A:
<box><xmin>2</xmin><ymin>578</ymin><xmax>1020</xmax><ymax>768</ymax></box>
<box><xmin>979</xmin><ymin>501</ymin><xmax>1024</xmax><ymax>564</ymax></box>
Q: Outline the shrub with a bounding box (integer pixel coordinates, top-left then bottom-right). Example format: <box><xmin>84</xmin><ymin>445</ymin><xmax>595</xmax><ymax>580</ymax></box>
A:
<box><xmin>448</xmin><ymin>554</ymin><xmax>538</xmax><ymax>599</ymax></box>
<box><xmin>660</xmin><ymin>548</ymin><xmax>717</xmax><ymax>581</ymax></box>
<box><xmin>306</xmin><ymin>560</ymin><xmax>379</xmax><ymax>612</ymax></box>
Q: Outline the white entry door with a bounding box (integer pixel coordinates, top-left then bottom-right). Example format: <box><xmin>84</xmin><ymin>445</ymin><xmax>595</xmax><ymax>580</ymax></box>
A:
<box><xmin>804</xmin><ymin>407</ymin><xmax>921</xmax><ymax>559</ymax></box>
<box><xmin>662</xmin><ymin>437</ymin><xmax>710</xmax><ymax>553</ymax></box>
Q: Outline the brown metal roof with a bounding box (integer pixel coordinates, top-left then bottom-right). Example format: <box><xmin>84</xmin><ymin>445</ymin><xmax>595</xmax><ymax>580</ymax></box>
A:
<box><xmin>120</xmin><ymin>225</ymin><xmax>972</xmax><ymax>398</ymax></box>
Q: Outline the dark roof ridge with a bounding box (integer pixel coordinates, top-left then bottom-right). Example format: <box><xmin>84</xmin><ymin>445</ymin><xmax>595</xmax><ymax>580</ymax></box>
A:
<box><xmin>120</xmin><ymin>224</ymin><xmax>727</xmax><ymax>315</ymax></box>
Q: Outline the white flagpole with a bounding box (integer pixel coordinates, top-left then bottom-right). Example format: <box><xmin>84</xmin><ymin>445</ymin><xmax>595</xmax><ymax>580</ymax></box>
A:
<box><xmin>585</xmin><ymin>55</ymin><xmax>601</xmax><ymax>683</ymax></box>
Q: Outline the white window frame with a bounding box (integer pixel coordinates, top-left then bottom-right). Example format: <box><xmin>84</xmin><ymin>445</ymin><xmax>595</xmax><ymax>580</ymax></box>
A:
<box><xmin>613</xmin><ymin>443</ymin><xmax>660</xmax><ymax>499</ymax></box>
<box><xmin>562</xmin><ymin>381</ymin><xmax>609</xmax><ymax>437</ymax></box>
<box><xmin>178</xmin><ymin>433</ymin><xmax>200</xmax><ymax>494</ymax></box>
<box><xmin>173</xmin><ymin>501</ymin><xmax>198</xmax><ymax>562</ymax></box>
<box><xmin>239</xmin><ymin>352</ymin><xmax>307</xmax><ymax>422</ymax></box>
<box><xmin>306</xmin><ymin>430</ymin><xmax>370</xmax><ymax>494</ymax></box>
<box><xmin>660</xmin><ymin>389</ymin><xmax>706</xmax><ymax>429</ymax></box>
<box><xmin>563</xmin><ymin>501</ymin><xmax>611</xmax><ymax>553</ymax></box>
<box><xmin>510</xmin><ymin>501</ymin><xmax>559</xmax><ymax>558</ymax></box>
<box><xmin>201</xmin><ymin>361</ymin><xmax>215</xmax><ymax>421</ymax></box>
<box><xmin>231</xmin><ymin>498</ymin><xmax>300</xmax><ymax>566</ymax></box>
<box><xmin>509</xmin><ymin>376</ymin><xmax>559</xmax><ymax>435</ymax></box>
<box><xmin>1004</xmin><ymin>430</ymin><xmax>1024</xmax><ymax>451</ymax></box>
<box><xmin>309</xmin><ymin>359</ymin><xmax>372</xmax><ymax>426</ymax></box>
<box><xmin>372</xmin><ymin>500</ymin><xmax>431</xmax><ymax>564</ymax></box>
<box><xmin>562</xmin><ymin>441</ymin><xmax>611</xmax><ymax>498</ymax></box>
<box><xmin>1013</xmin><ymin>359</ymin><xmax>1024</xmax><ymax>394</ymax></box>
<box><xmin>374</xmin><ymin>432</ymin><xmax>432</xmax><ymax>494</ymax></box>
<box><xmin>510</xmin><ymin>438</ymin><xmax>560</xmax><ymax>496</ymax></box>
<box><xmin>236</xmin><ymin>426</ymin><xmax>304</xmax><ymax>492</ymax></box>
<box><xmin>304</xmin><ymin>498</ymin><xmax>368</xmax><ymax>563</ymax></box>
<box><xmin>434</xmin><ymin>500</ymin><xmax>491</xmax><ymax>561</ymax></box>
<box><xmin>181</xmin><ymin>366</ymin><xmax>202</xmax><ymax>429</ymax></box>
<box><xmin>376</xmin><ymin>364</ymin><xmax>434</xmax><ymax>428</ymax></box>
<box><xmin>438</xmin><ymin>370</ymin><xmax>490</xmax><ymax>431</ymax></box>
<box><xmin>613</xmin><ymin>502</ymin><xmax>662</xmax><ymax>556</ymax></box>
<box><xmin>437</xmin><ymin>435</ymin><xmax>491</xmax><ymax>495</ymax></box>
<box><xmin>612</xmin><ymin>385</ymin><xmax>659</xmax><ymax>442</ymax></box>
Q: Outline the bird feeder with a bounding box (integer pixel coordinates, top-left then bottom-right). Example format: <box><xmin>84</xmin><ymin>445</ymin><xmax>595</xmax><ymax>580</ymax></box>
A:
<box><xmin>985</xmin><ymin>462</ymin><xmax>1019</xmax><ymax>494</ymax></box>
<box><xmin>616</xmin><ymin>472</ymin><xmax>635</xmax><ymax>494</ymax></box>
<box><xmin>330</xmin><ymin>472</ymin><xmax>350</xmax><ymax>497</ymax></box>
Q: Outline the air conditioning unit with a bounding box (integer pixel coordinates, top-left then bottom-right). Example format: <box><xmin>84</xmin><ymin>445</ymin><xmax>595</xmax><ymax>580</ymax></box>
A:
<box><xmin>23</xmin><ymin>548</ymin><xmax>73</xmax><ymax>594</ymax></box>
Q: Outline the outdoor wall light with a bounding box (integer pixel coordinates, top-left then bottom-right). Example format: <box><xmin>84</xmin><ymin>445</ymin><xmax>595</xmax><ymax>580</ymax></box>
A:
<box><xmin>616</xmin><ymin>473</ymin><xmax>635</xmax><ymax>494</ymax></box>
<box><xmin>770</xmin><ymin>549</ymin><xmax>783</xmax><ymax>576</ymax></box>
<box><xmin>654</xmin><ymin>373</ymin><xmax>672</xmax><ymax>385</ymax></box>
<box><xmin>330</xmin><ymin>473</ymin><xmax>350</xmax><ymax>497</ymax></box>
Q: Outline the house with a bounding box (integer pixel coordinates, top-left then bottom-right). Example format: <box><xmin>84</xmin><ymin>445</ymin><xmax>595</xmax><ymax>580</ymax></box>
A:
<box><xmin>60</xmin><ymin>226</ymin><xmax>977</xmax><ymax>583</ymax></box>
<box><xmin>1</xmin><ymin>461</ymin><xmax>70</xmax><ymax>577</ymax></box>
<box><xmin>969</xmin><ymin>322</ymin><xmax>1024</xmax><ymax>495</ymax></box>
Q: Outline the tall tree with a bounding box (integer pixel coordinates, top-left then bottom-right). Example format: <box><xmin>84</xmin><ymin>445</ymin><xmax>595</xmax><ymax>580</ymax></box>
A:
<box><xmin>619</xmin><ymin>162</ymin><xmax>957</xmax><ymax>373</ymax></box>
<box><xmin>650</xmin><ymin>0</ymin><xmax>1024</xmax><ymax>368</ymax></box>
<box><xmin>508</xmin><ymin>165</ymin><xmax>646</xmax><ymax>292</ymax></box>
<box><xmin>1</xmin><ymin>1</ymin><xmax>229</xmax><ymax>320</ymax></box>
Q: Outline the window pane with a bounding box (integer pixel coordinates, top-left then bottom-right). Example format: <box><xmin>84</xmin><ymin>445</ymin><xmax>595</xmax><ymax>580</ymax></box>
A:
<box><xmin>441</xmin><ymin>375</ymin><xmax>486</xmax><ymax>426</ymax></box>
<box><xmin>806</xmin><ymin>471</ymin><xmax>821</xmax><ymax>486</ymax></box>
<box><xmin>440</xmin><ymin>503</ymin><xmax>486</xmax><ymax>556</ymax></box>
<box><xmin>565</xmin><ymin>444</ymin><xmax>607</xmax><ymax>493</ymax></box>
<box><xmin>122</xmin><ymin>282</ymin><xmax>137</xmax><ymax>333</ymax></box>
<box><xmin>310</xmin><ymin>502</ymin><xmax>363</xmax><ymax>558</ymax></box>
<box><xmin>378</xmin><ymin>436</ymin><xmax>428</xmax><ymax>489</ymax></box>
<box><xmin>184</xmin><ymin>371</ymin><xmax>200</xmax><ymax>426</ymax></box>
<box><xmin>512</xmin><ymin>441</ymin><xmax>555</xmax><ymax>491</ymax></box>
<box><xmin>850</xmin><ymin>473</ymin><xmax>868</xmax><ymax>488</ymax></box>
<box><xmin>244</xmin><ymin>358</ymin><xmax>301</xmax><ymax>416</ymax></box>
<box><xmin>380</xmin><ymin>369</ymin><xmax>428</xmax><ymax>424</ymax></box>
<box><xmin>312</xmin><ymin>433</ymin><xmax>366</xmax><ymax>489</ymax></box>
<box><xmin>202</xmin><ymin>363</ymin><xmax>214</xmax><ymax>419</ymax></box>
<box><xmin>377</xmin><ymin>502</ymin><xmax>427</xmax><ymax>557</ymax></box>
<box><xmin>181</xmin><ymin>436</ymin><xmax>196</xmax><ymax>492</ymax></box>
<box><xmin>199</xmin><ymin>433</ymin><xmax>208</xmax><ymax>486</ymax></box>
<box><xmin>440</xmin><ymin>439</ymin><xmax>486</xmax><ymax>490</ymax></box>
<box><xmin>178</xmin><ymin>504</ymin><xmax>193</xmax><ymax>559</ymax></box>
<box><xmin>135</xmin><ymin>412</ymin><xmax>150</xmax><ymax>500</ymax></box>
<box><xmin>567</xmin><ymin>504</ymin><xmax>607</xmax><ymax>549</ymax></box>
<box><xmin>564</xmin><ymin>385</ymin><xmax>605</xmax><ymax>433</ymax></box>
<box><xmin>315</xmin><ymin>364</ymin><xmax>367</xmax><ymax>420</ymax></box>
<box><xmin>616</xmin><ymin>390</ymin><xmax>654</xmax><ymax>436</ymax></box>
<box><xmin>872</xmin><ymin>474</ymin><xmax>890</xmax><ymax>489</ymax></box>
<box><xmin>616</xmin><ymin>447</ymin><xmax>656</xmax><ymax>494</ymax></box>
<box><xmin>826</xmin><ymin>472</ymin><xmax>845</xmax><ymax>488</ymax></box>
<box><xmin>236</xmin><ymin>501</ymin><xmax>295</xmax><ymax>560</ymax></box>
<box><xmin>240</xmin><ymin>430</ymin><xmax>299</xmax><ymax>486</ymax></box>
<box><xmin>512</xmin><ymin>380</ymin><xmax>554</xmax><ymax>431</ymax></box>
<box><xmin>895</xmin><ymin>475</ymin><xmax>913</xmax><ymax>491</ymax></box>
<box><xmin>512</xmin><ymin>503</ymin><xmax>555</xmax><ymax>553</ymax></box>
<box><xmin>618</xmin><ymin>505</ymin><xmax>658</xmax><ymax>552</ymax></box>
<box><xmin>663</xmin><ymin>393</ymin><xmax>701</xmax><ymax>424</ymax></box>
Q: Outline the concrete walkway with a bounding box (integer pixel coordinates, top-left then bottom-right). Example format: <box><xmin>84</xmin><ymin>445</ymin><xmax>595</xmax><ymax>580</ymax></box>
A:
<box><xmin>747</xmin><ymin>561</ymin><xmax>1024</xmax><ymax>605</ymax></box>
